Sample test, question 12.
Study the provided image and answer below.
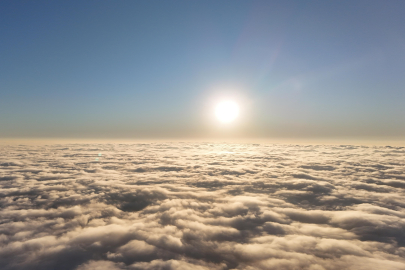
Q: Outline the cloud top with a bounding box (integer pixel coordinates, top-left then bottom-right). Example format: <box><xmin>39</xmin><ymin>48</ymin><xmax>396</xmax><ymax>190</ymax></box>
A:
<box><xmin>0</xmin><ymin>143</ymin><xmax>405</xmax><ymax>269</ymax></box>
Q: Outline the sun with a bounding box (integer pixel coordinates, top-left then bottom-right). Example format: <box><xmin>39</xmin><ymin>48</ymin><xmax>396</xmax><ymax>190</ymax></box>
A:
<box><xmin>215</xmin><ymin>100</ymin><xmax>239</xmax><ymax>123</ymax></box>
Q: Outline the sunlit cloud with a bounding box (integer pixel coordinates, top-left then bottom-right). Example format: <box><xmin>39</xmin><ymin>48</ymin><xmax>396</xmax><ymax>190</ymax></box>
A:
<box><xmin>0</xmin><ymin>143</ymin><xmax>404</xmax><ymax>269</ymax></box>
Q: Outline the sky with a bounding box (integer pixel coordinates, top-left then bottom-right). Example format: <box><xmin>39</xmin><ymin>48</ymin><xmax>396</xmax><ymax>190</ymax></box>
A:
<box><xmin>1</xmin><ymin>0</ymin><xmax>405</xmax><ymax>142</ymax></box>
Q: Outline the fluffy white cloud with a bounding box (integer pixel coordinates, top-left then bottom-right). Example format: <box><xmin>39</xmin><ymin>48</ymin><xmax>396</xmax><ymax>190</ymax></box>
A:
<box><xmin>0</xmin><ymin>143</ymin><xmax>405</xmax><ymax>269</ymax></box>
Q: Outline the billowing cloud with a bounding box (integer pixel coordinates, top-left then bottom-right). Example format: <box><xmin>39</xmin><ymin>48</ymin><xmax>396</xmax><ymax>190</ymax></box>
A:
<box><xmin>0</xmin><ymin>143</ymin><xmax>405</xmax><ymax>269</ymax></box>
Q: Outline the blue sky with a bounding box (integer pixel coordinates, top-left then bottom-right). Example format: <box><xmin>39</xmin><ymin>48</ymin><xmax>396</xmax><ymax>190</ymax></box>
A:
<box><xmin>1</xmin><ymin>0</ymin><xmax>404</xmax><ymax>141</ymax></box>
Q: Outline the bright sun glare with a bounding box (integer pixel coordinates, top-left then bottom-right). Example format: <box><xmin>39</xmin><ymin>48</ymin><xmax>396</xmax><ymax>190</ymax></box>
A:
<box><xmin>215</xmin><ymin>100</ymin><xmax>239</xmax><ymax>123</ymax></box>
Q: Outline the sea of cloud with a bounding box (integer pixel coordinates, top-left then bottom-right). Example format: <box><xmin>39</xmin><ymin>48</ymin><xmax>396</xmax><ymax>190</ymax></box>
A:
<box><xmin>1</xmin><ymin>143</ymin><xmax>405</xmax><ymax>270</ymax></box>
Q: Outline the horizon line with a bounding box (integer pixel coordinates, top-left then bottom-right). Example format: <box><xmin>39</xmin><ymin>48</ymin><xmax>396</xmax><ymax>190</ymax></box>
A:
<box><xmin>1</xmin><ymin>137</ymin><xmax>405</xmax><ymax>147</ymax></box>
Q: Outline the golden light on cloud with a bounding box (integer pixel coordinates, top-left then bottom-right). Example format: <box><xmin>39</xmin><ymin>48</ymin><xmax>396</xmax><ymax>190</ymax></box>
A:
<box><xmin>215</xmin><ymin>100</ymin><xmax>239</xmax><ymax>123</ymax></box>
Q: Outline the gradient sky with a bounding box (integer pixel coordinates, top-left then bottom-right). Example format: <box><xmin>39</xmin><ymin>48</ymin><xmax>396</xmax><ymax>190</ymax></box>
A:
<box><xmin>1</xmin><ymin>0</ymin><xmax>405</xmax><ymax>141</ymax></box>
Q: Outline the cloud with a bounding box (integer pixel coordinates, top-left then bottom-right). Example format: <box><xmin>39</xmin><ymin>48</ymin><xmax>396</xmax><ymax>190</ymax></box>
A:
<box><xmin>0</xmin><ymin>143</ymin><xmax>405</xmax><ymax>269</ymax></box>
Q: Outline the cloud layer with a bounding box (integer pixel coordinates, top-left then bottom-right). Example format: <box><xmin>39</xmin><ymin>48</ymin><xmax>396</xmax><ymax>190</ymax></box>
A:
<box><xmin>1</xmin><ymin>143</ymin><xmax>405</xmax><ymax>269</ymax></box>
